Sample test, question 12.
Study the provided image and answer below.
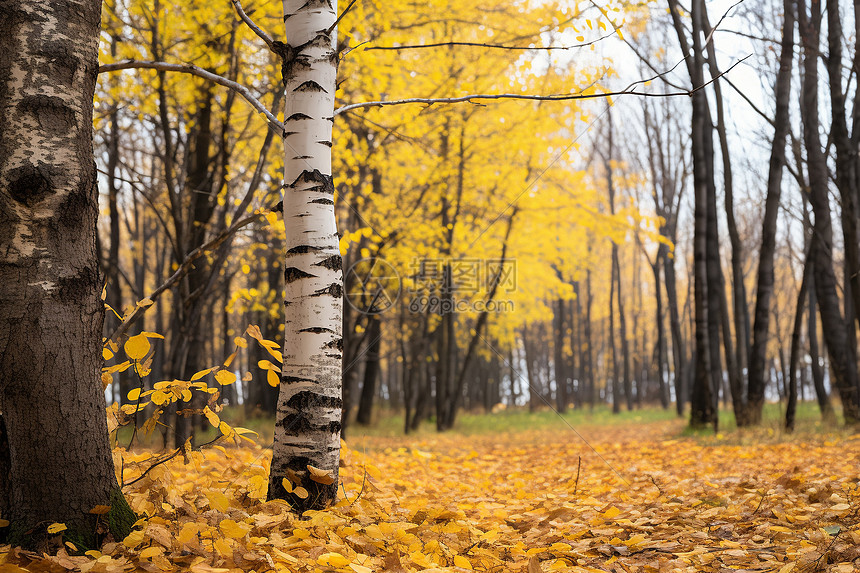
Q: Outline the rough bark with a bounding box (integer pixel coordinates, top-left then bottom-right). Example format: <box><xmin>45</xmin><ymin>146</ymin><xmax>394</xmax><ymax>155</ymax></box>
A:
<box><xmin>701</xmin><ymin>5</ymin><xmax>748</xmax><ymax>423</ymax></box>
<box><xmin>824</xmin><ymin>0</ymin><xmax>860</xmax><ymax>338</ymax></box>
<box><xmin>668</xmin><ymin>0</ymin><xmax>718</xmax><ymax>430</ymax></box>
<box><xmin>0</xmin><ymin>0</ymin><xmax>134</xmax><ymax>546</ymax></box>
<box><xmin>268</xmin><ymin>0</ymin><xmax>344</xmax><ymax>510</ymax></box>
<box><xmin>748</xmin><ymin>0</ymin><xmax>795</xmax><ymax>425</ymax></box>
<box><xmin>798</xmin><ymin>0</ymin><xmax>860</xmax><ymax>424</ymax></box>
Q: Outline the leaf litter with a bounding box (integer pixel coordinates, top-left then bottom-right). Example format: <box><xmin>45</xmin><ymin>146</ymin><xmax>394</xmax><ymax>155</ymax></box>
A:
<box><xmin>1</xmin><ymin>420</ymin><xmax>859</xmax><ymax>572</ymax></box>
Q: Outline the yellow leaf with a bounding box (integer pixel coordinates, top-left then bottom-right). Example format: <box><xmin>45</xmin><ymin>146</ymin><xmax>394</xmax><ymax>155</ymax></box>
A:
<box><xmin>219</xmin><ymin>519</ymin><xmax>250</xmax><ymax>539</ymax></box>
<box><xmin>603</xmin><ymin>506</ymin><xmax>621</xmax><ymax>519</ymax></box>
<box><xmin>350</xmin><ymin>565</ymin><xmax>373</xmax><ymax>573</ymax></box>
<box><xmin>267</xmin><ymin>369</ymin><xmax>280</xmax><ymax>387</ymax></box>
<box><xmin>89</xmin><ymin>505</ymin><xmax>111</xmax><ymax>515</ymax></box>
<box><xmin>203</xmin><ymin>407</ymin><xmax>220</xmax><ymax>428</ymax></box>
<box><xmin>246</xmin><ymin>324</ymin><xmax>263</xmax><ymax>341</ymax></box>
<box><xmin>233</xmin><ymin>336</ymin><xmax>247</xmax><ymax>348</ymax></box>
<box><xmin>233</xmin><ymin>427</ymin><xmax>258</xmax><ymax>437</ymax></box>
<box><xmin>47</xmin><ymin>522</ymin><xmax>67</xmax><ymax>534</ymax></box>
<box><xmin>140</xmin><ymin>546</ymin><xmax>162</xmax><ymax>559</ymax></box>
<box><xmin>219</xmin><ymin>421</ymin><xmax>234</xmax><ymax>437</ymax></box>
<box><xmin>318</xmin><ymin>552</ymin><xmax>350</xmax><ymax>568</ymax></box>
<box><xmin>0</xmin><ymin>519</ymin><xmax>9</xmax><ymax>527</ymax></box>
<box><xmin>178</xmin><ymin>522</ymin><xmax>198</xmax><ymax>544</ymax></box>
<box><xmin>191</xmin><ymin>368</ymin><xmax>214</xmax><ymax>381</ymax></box>
<box><xmin>215</xmin><ymin>370</ymin><xmax>236</xmax><ymax>385</ymax></box>
<box><xmin>127</xmin><ymin>387</ymin><xmax>141</xmax><ymax>401</ymax></box>
<box><xmin>151</xmin><ymin>390</ymin><xmax>169</xmax><ymax>406</ymax></box>
<box><xmin>213</xmin><ymin>537</ymin><xmax>232</xmax><ymax>556</ymax></box>
<box><xmin>307</xmin><ymin>464</ymin><xmax>336</xmax><ymax>485</ymax></box>
<box><xmin>281</xmin><ymin>478</ymin><xmax>293</xmax><ymax>493</ymax></box>
<box><xmin>123</xmin><ymin>529</ymin><xmax>144</xmax><ymax>548</ymax></box>
<box><xmin>124</xmin><ymin>334</ymin><xmax>150</xmax><ymax>361</ymax></box>
<box><xmin>454</xmin><ymin>555</ymin><xmax>472</xmax><ymax>569</ymax></box>
<box><xmin>206</xmin><ymin>491</ymin><xmax>229</xmax><ymax>512</ymax></box>
<box><xmin>103</xmin><ymin>347</ymin><xmax>114</xmax><ymax>360</ymax></box>
<box><xmin>294</xmin><ymin>487</ymin><xmax>309</xmax><ymax>499</ymax></box>
<box><xmin>223</xmin><ymin>351</ymin><xmax>237</xmax><ymax>368</ymax></box>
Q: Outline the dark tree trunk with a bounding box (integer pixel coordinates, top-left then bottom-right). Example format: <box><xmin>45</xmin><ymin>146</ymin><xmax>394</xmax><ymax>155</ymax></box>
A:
<box><xmin>356</xmin><ymin>316</ymin><xmax>381</xmax><ymax>426</ymax></box>
<box><xmin>703</xmin><ymin>7</ymin><xmax>749</xmax><ymax>421</ymax></box>
<box><xmin>748</xmin><ymin>0</ymin><xmax>796</xmax><ymax>425</ymax></box>
<box><xmin>669</xmin><ymin>0</ymin><xmax>718</xmax><ymax>430</ymax></box>
<box><xmin>584</xmin><ymin>268</ymin><xmax>595</xmax><ymax>408</ymax></box>
<box><xmin>663</xmin><ymin>247</ymin><xmax>686</xmax><ymax>414</ymax></box>
<box><xmin>799</xmin><ymin>0</ymin><xmax>860</xmax><ymax>424</ymax></box>
<box><xmin>786</xmin><ymin>247</ymin><xmax>812</xmax><ymax>432</ymax></box>
<box><xmin>808</xmin><ymin>273</ymin><xmax>836</xmax><ymax>422</ymax></box>
<box><xmin>652</xmin><ymin>255</ymin><xmax>670</xmax><ymax>408</ymax></box>
<box><xmin>554</xmin><ymin>297</ymin><xmax>568</xmax><ymax>413</ymax></box>
<box><xmin>0</xmin><ymin>0</ymin><xmax>134</xmax><ymax>546</ymax></box>
<box><xmin>824</xmin><ymin>0</ymin><xmax>860</xmax><ymax>338</ymax></box>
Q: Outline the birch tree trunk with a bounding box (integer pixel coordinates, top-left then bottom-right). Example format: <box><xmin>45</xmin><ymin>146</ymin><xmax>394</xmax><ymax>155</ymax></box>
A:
<box><xmin>0</xmin><ymin>0</ymin><xmax>134</xmax><ymax>546</ymax></box>
<box><xmin>268</xmin><ymin>0</ymin><xmax>344</xmax><ymax>510</ymax></box>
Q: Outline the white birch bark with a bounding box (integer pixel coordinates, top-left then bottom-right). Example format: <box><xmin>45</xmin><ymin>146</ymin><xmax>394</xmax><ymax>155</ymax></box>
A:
<box><xmin>268</xmin><ymin>0</ymin><xmax>343</xmax><ymax>510</ymax></box>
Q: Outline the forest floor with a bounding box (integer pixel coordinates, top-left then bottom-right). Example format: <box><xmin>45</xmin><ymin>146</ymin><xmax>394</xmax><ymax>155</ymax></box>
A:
<box><xmin>3</xmin><ymin>405</ymin><xmax>860</xmax><ymax>572</ymax></box>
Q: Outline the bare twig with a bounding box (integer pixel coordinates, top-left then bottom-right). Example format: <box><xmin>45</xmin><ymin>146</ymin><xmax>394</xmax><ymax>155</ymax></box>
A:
<box><xmin>573</xmin><ymin>455</ymin><xmax>582</xmax><ymax>495</ymax></box>
<box><xmin>703</xmin><ymin>0</ymin><xmax>745</xmax><ymax>49</ymax></box>
<box><xmin>334</xmin><ymin>55</ymin><xmax>751</xmax><ymax>116</ymax></box>
<box><xmin>122</xmin><ymin>448</ymin><xmax>182</xmax><ymax>488</ymax></box>
<box><xmin>363</xmin><ymin>32</ymin><xmax>616</xmax><ymax>52</ymax></box>
<box><xmin>99</xmin><ymin>60</ymin><xmax>285</xmax><ymax>134</ymax></box>
<box><xmin>230</xmin><ymin>0</ymin><xmax>275</xmax><ymax>51</ymax></box>
<box><xmin>108</xmin><ymin>211</ymin><xmax>269</xmax><ymax>344</ymax></box>
<box><xmin>327</xmin><ymin>0</ymin><xmax>359</xmax><ymax>34</ymax></box>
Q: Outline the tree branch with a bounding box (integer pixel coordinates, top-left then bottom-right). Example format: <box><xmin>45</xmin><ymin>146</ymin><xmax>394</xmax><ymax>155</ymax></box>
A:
<box><xmin>334</xmin><ymin>55</ymin><xmax>751</xmax><ymax>116</ymax></box>
<box><xmin>363</xmin><ymin>32</ymin><xmax>617</xmax><ymax>52</ymax></box>
<box><xmin>327</xmin><ymin>0</ymin><xmax>359</xmax><ymax>34</ymax></box>
<box><xmin>108</xmin><ymin>211</ymin><xmax>269</xmax><ymax>344</ymax></box>
<box><xmin>99</xmin><ymin>60</ymin><xmax>285</xmax><ymax>134</ymax></box>
<box><xmin>230</xmin><ymin>0</ymin><xmax>275</xmax><ymax>51</ymax></box>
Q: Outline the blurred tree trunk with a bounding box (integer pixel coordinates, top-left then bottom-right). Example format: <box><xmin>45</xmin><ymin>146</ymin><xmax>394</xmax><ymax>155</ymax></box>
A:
<box><xmin>669</xmin><ymin>0</ymin><xmax>719</xmax><ymax>430</ymax></box>
<box><xmin>554</xmin><ymin>297</ymin><xmax>568</xmax><ymax>413</ymax></box>
<box><xmin>0</xmin><ymin>0</ymin><xmax>134</xmax><ymax>546</ymax></box>
<box><xmin>748</xmin><ymin>0</ymin><xmax>795</xmax><ymax>425</ymax></box>
<box><xmin>824</xmin><ymin>0</ymin><xmax>860</xmax><ymax>338</ymax></box>
<box><xmin>703</xmin><ymin>6</ymin><xmax>748</xmax><ymax>424</ymax></box>
<box><xmin>786</xmin><ymin>246</ymin><xmax>811</xmax><ymax>431</ymax></box>
<box><xmin>798</xmin><ymin>0</ymin><xmax>860</xmax><ymax>424</ymax></box>
<box><xmin>356</xmin><ymin>315</ymin><xmax>381</xmax><ymax>425</ymax></box>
